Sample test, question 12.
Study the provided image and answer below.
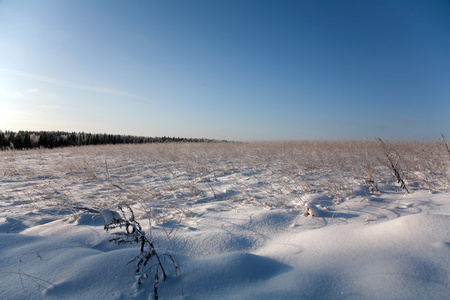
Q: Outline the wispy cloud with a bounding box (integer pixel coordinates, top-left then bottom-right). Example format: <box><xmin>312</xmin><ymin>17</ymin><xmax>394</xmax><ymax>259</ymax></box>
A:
<box><xmin>11</xmin><ymin>91</ymin><xmax>25</xmax><ymax>98</ymax></box>
<box><xmin>40</xmin><ymin>105</ymin><xmax>59</xmax><ymax>111</ymax></box>
<box><xmin>0</xmin><ymin>68</ymin><xmax>150</xmax><ymax>102</ymax></box>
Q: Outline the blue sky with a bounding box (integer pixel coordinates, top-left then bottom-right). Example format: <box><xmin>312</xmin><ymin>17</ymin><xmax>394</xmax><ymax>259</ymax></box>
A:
<box><xmin>1</xmin><ymin>0</ymin><xmax>449</xmax><ymax>141</ymax></box>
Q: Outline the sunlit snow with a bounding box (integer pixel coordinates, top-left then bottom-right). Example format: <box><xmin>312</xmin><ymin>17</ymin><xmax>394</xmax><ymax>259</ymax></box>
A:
<box><xmin>1</xmin><ymin>142</ymin><xmax>449</xmax><ymax>299</ymax></box>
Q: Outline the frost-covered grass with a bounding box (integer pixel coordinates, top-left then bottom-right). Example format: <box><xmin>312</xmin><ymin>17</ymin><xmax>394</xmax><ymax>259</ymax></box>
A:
<box><xmin>1</xmin><ymin>141</ymin><xmax>450</xmax><ymax>299</ymax></box>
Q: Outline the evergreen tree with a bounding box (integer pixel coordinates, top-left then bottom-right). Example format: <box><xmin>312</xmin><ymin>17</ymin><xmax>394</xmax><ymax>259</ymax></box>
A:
<box><xmin>38</xmin><ymin>132</ymin><xmax>48</xmax><ymax>148</ymax></box>
<box><xmin>23</xmin><ymin>131</ymin><xmax>32</xmax><ymax>149</ymax></box>
<box><xmin>0</xmin><ymin>131</ymin><xmax>7</xmax><ymax>149</ymax></box>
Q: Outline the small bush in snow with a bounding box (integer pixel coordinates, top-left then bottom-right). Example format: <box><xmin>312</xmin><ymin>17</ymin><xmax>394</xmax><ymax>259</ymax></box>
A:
<box><xmin>101</xmin><ymin>205</ymin><xmax>179</xmax><ymax>299</ymax></box>
<box><xmin>376</xmin><ymin>138</ymin><xmax>409</xmax><ymax>193</ymax></box>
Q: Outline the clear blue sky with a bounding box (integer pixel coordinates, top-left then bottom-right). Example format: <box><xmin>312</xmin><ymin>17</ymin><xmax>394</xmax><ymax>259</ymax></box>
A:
<box><xmin>1</xmin><ymin>0</ymin><xmax>449</xmax><ymax>141</ymax></box>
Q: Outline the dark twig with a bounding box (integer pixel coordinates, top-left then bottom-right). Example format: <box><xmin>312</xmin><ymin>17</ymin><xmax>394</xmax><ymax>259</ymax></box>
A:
<box><xmin>376</xmin><ymin>138</ymin><xmax>409</xmax><ymax>193</ymax></box>
<box><xmin>441</xmin><ymin>133</ymin><xmax>450</xmax><ymax>158</ymax></box>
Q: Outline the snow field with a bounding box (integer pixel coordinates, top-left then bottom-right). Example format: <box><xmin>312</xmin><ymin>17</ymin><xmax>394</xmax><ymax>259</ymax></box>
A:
<box><xmin>1</xmin><ymin>141</ymin><xmax>449</xmax><ymax>299</ymax></box>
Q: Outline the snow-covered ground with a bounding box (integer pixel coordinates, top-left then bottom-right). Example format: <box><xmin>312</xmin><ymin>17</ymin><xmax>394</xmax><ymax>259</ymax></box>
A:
<box><xmin>1</xmin><ymin>141</ymin><xmax>449</xmax><ymax>299</ymax></box>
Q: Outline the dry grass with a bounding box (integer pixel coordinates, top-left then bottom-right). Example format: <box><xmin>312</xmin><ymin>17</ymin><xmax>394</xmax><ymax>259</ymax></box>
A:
<box><xmin>1</xmin><ymin>140</ymin><xmax>449</xmax><ymax>224</ymax></box>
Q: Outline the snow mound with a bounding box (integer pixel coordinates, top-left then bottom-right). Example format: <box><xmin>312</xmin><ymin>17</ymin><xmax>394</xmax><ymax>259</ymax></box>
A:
<box><xmin>303</xmin><ymin>202</ymin><xmax>322</xmax><ymax>217</ymax></box>
<box><xmin>74</xmin><ymin>213</ymin><xmax>104</xmax><ymax>226</ymax></box>
<box><xmin>257</xmin><ymin>213</ymin><xmax>450</xmax><ymax>299</ymax></box>
<box><xmin>159</xmin><ymin>252</ymin><xmax>292</xmax><ymax>299</ymax></box>
<box><xmin>99</xmin><ymin>209</ymin><xmax>121</xmax><ymax>224</ymax></box>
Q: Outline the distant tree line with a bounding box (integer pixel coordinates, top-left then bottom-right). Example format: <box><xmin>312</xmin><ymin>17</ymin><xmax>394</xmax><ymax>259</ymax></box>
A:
<box><xmin>0</xmin><ymin>130</ymin><xmax>225</xmax><ymax>150</ymax></box>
